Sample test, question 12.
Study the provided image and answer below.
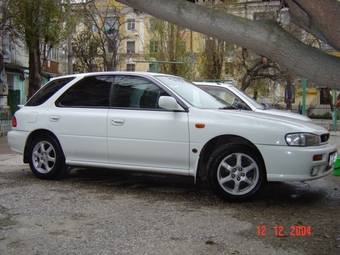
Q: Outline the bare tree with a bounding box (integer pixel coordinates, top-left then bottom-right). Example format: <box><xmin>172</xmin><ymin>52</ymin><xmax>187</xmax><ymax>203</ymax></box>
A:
<box><xmin>116</xmin><ymin>0</ymin><xmax>340</xmax><ymax>90</ymax></box>
<box><xmin>145</xmin><ymin>19</ymin><xmax>193</xmax><ymax>78</ymax></box>
<box><xmin>199</xmin><ymin>37</ymin><xmax>229</xmax><ymax>80</ymax></box>
<box><xmin>73</xmin><ymin>0</ymin><xmax>134</xmax><ymax>72</ymax></box>
<box><xmin>72</xmin><ymin>28</ymin><xmax>101</xmax><ymax>73</ymax></box>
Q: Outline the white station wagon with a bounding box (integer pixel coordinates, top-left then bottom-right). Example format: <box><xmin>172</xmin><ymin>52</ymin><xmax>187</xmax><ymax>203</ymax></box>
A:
<box><xmin>8</xmin><ymin>72</ymin><xmax>337</xmax><ymax>202</ymax></box>
<box><xmin>193</xmin><ymin>81</ymin><xmax>311</xmax><ymax>122</ymax></box>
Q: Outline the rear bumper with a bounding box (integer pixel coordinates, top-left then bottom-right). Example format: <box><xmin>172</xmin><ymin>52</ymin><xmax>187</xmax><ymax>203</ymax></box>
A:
<box><xmin>7</xmin><ymin>130</ymin><xmax>29</xmax><ymax>155</ymax></box>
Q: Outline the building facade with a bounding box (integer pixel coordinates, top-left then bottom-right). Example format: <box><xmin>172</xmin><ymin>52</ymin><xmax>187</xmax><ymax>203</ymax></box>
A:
<box><xmin>1</xmin><ymin>0</ymin><xmax>339</xmax><ymax>120</ymax></box>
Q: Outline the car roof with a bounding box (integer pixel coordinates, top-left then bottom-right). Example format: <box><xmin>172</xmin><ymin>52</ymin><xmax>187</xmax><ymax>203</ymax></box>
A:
<box><xmin>49</xmin><ymin>71</ymin><xmax>175</xmax><ymax>81</ymax></box>
<box><xmin>193</xmin><ymin>81</ymin><xmax>236</xmax><ymax>88</ymax></box>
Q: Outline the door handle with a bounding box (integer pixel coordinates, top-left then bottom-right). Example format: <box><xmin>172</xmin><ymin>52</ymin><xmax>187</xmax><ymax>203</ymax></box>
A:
<box><xmin>49</xmin><ymin>115</ymin><xmax>60</xmax><ymax>122</ymax></box>
<box><xmin>111</xmin><ymin>119</ymin><xmax>125</xmax><ymax>126</ymax></box>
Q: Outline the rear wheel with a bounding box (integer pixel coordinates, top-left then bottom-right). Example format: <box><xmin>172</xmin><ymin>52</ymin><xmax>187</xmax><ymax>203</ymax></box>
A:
<box><xmin>207</xmin><ymin>144</ymin><xmax>266</xmax><ymax>202</ymax></box>
<box><xmin>28</xmin><ymin>134</ymin><xmax>65</xmax><ymax>179</ymax></box>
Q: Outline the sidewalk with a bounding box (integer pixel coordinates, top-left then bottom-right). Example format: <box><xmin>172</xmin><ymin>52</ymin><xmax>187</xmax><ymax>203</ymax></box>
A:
<box><xmin>0</xmin><ymin>135</ymin><xmax>12</xmax><ymax>154</ymax></box>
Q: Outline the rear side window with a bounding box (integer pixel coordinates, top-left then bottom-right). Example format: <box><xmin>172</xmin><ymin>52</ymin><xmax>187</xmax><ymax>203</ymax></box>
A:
<box><xmin>56</xmin><ymin>76</ymin><xmax>113</xmax><ymax>108</ymax></box>
<box><xmin>25</xmin><ymin>77</ymin><xmax>75</xmax><ymax>106</ymax></box>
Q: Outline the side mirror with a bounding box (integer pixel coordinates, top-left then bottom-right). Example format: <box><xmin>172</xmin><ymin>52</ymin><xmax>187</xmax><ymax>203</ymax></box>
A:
<box><xmin>261</xmin><ymin>102</ymin><xmax>271</xmax><ymax>109</ymax></box>
<box><xmin>158</xmin><ymin>96</ymin><xmax>185</xmax><ymax>111</ymax></box>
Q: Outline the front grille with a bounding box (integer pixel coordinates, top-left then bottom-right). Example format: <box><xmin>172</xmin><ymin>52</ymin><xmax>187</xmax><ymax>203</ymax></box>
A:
<box><xmin>320</xmin><ymin>133</ymin><xmax>329</xmax><ymax>143</ymax></box>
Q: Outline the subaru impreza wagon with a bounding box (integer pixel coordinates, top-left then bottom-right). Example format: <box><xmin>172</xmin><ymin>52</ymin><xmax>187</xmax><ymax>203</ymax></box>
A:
<box><xmin>7</xmin><ymin>72</ymin><xmax>337</xmax><ymax>202</ymax></box>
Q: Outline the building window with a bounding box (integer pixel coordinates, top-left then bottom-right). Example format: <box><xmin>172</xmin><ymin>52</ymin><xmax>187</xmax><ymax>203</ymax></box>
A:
<box><xmin>126</xmin><ymin>64</ymin><xmax>135</xmax><ymax>71</ymax></box>
<box><xmin>149</xmin><ymin>18</ymin><xmax>157</xmax><ymax>30</ymax></box>
<box><xmin>104</xmin><ymin>17</ymin><xmax>118</xmax><ymax>35</ymax></box>
<box><xmin>126</xmin><ymin>18</ymin><xmax>135</xmax><ymax>31</ymax></box>
<box><xmin>49</xmin><ymin>46</ymin><xmax>59</xmax><ymax>61</ymax></box>
<box><xmin>127</xmin><ymin>41</ymin><xmax>135</xmax><ymax>54</ymax></box>
<box><xmin>150</xmin><ymin>41</ymin><xmax>158</xmax><ymax>53</ymax></box>
<box><xmin>108</xmin><ymin>43</ymin><xmax>113</xmax><ymax>53</ymax></box>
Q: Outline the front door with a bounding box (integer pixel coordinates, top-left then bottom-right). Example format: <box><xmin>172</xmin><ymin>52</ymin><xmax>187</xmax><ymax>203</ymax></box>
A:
<box><xmin>107</xmin><ymin>75</ymin><xmax>190</xmax><ymax>171</ymax></box>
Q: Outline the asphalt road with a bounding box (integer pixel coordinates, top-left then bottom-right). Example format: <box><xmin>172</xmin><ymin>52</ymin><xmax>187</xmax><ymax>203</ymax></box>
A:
<box><xmin>0</xmin><ymin>135</ymin><xmax>340</xmax><ymax>255</ymax></box>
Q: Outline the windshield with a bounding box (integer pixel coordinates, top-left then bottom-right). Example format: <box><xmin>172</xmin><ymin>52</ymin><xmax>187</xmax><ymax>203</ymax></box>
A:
<box><xmin>157</xmin><ymin>76</ymin><xmax>234</xmax><ymax>109</ymax></box>
<box><xmin>229</xmin><ymin>86</ymin><xmax>265</xmax><ymax>109</ymax></box>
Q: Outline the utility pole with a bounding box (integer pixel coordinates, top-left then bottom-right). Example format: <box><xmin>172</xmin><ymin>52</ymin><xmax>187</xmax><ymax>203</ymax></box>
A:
<box><xmin>67</xmin><ymin>32</ymin><xmax>73</xmax><ymax>74</ymax></box>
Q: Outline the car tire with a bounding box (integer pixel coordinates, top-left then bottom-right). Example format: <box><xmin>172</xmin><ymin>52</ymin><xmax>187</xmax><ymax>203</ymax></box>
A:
<box><xmin>28</xmin><ymin>134</ymin><xmax>65</xmax><ymax>180</ymax></box>
<box><xmin>206</xmin><ymin>144</ymin><xmax>266</xmax><ymax>202</ymax></box>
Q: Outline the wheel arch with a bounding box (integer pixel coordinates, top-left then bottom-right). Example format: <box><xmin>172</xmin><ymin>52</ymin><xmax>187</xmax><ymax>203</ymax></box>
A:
<box><xmin>196</xmin><ymin>135</ymin><xmax>267</xmax><ymax>182</ymax></box>
<box><xmin>23</xmin><ymin>129</ymin><xmax>64</xmax><ymax>163</ymax></box>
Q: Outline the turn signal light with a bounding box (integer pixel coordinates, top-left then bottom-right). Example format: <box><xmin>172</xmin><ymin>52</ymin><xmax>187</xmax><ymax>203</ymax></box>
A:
<box><xmin>12</xmin><ymin>116</ymin><xmax>17</xmax><ymax>127</ymax></box>
<box><xmin>195</xmin><ymin>123</ymin><xmax>205</xmax><ymax>129</ymax></box>
<box><xmin>313</xmin><ymin>154</ymin><xmax>322</xmax><ymax>161</ymax></box>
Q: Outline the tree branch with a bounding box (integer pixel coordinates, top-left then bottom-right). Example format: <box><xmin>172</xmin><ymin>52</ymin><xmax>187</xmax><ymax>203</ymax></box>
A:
<box><xmin>285</xmin><ymin>0</ymin><xmax>340</xmax><ymax>51</ymax></box>
<box><xmin>117</xmin><ymin>0</ymin><xmax>340</xmax><ymax>89</ymax></box>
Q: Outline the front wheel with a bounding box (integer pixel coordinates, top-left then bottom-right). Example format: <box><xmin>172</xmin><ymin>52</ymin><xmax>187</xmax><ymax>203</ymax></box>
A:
<box><xmin>206</xmin><ymin>144</ymin><xmax>266</xmax><ymax>202</ymax></box>
<box><xmin>28</xmin><ymin>134</ymin><xmax>65</xmax><ymax>179</ymax></box>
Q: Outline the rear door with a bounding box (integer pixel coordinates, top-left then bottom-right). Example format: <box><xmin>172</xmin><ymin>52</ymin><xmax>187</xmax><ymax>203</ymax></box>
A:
<box><xmin>49</xmin><ymin>75</ymin><xmax>112</xmax><ymax>163</ymax></box>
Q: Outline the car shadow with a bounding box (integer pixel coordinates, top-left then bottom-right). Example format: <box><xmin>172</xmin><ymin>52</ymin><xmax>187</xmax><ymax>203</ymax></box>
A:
<box><xmin>56</xmin><ymin>167</ymin><xmax>338</xmax><ymax>206</ymax></box>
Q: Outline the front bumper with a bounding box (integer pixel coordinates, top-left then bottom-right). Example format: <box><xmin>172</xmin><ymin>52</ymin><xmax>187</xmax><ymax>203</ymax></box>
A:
<box><xmin>257</xmin><ymin>143</ymin><xmax>337</xmax><ymax>182</ymax></box>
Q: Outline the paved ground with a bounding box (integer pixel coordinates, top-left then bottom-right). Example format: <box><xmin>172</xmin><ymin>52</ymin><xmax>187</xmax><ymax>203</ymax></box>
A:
<box><xmin>0</xmin><ymin>134</ymin><xmax>340</xmax><ymax>255</ymax></box>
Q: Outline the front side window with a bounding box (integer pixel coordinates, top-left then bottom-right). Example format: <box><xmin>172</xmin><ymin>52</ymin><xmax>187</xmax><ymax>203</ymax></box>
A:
<box><xmin>111</xmin><ymin>76</ymin><xmax>168</xmax><ymax>109</ymax></box>
<box><xmin>157</xmin><ymin>76</ymin><xmax>227</xmax><ymax>109</ymax></box>
<box><xmin>56</xmin><ymin>76</ymin><xmax>113</xmax><ymax>108</ymax></box>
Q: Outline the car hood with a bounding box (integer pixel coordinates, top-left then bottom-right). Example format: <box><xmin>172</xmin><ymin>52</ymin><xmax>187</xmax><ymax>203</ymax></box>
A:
<box><xmin>254</xmin><ymin>108</ymin><xmax>311</xmax><ymax>122</ymax></box>
<box><xmin>202</xmin><ymin>108</ymin><xmax>328</xmax><ymax>134</ymax></box>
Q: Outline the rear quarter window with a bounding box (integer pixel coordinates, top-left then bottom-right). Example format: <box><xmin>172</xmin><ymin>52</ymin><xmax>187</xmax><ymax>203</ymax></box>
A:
<box><xmin>25</xmin><ymin>77</ymin><xmax>75</xmax><ymax>106</ymax></box>
<box><xmin>56</xmin><ymin>76</ymin><xmax>113</xmax><ymax>108</ymax></box>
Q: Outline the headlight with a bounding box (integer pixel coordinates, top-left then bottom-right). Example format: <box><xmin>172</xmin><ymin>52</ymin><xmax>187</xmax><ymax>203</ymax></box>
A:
<box><xmin>285</xmin><ymin>133</ymin><xmax>320</xmax><ymax>146</ymax></box>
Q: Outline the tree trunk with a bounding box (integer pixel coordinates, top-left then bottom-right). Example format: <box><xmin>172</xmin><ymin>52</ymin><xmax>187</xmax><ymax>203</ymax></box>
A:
<box><xmin>27</xmin><ymin>45</ymin><xmax>42</xmax><ymax>100</ymax></box>
<box><xmin>285</xmin><ymin>75</ymin><xmax>292</xmax><ymax>110</ymax></box>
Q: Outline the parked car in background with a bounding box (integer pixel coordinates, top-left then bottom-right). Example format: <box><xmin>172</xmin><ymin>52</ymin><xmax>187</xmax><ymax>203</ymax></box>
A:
<box><xmin>193</xmin><ymin>81</ymin><xmax>311</xmax><ymax>122</ymax></box>
<box><xmin>8</xmin><ymin>72</ymin><xmax>336</xmax><ymax>202</ymax></box>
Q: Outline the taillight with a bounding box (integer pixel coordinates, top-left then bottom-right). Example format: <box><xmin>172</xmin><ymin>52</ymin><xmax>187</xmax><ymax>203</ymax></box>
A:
<box><xmin>12</xmin><ymin>116</ymin><xmax>17</xmax><ymax>127</ymax></box>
